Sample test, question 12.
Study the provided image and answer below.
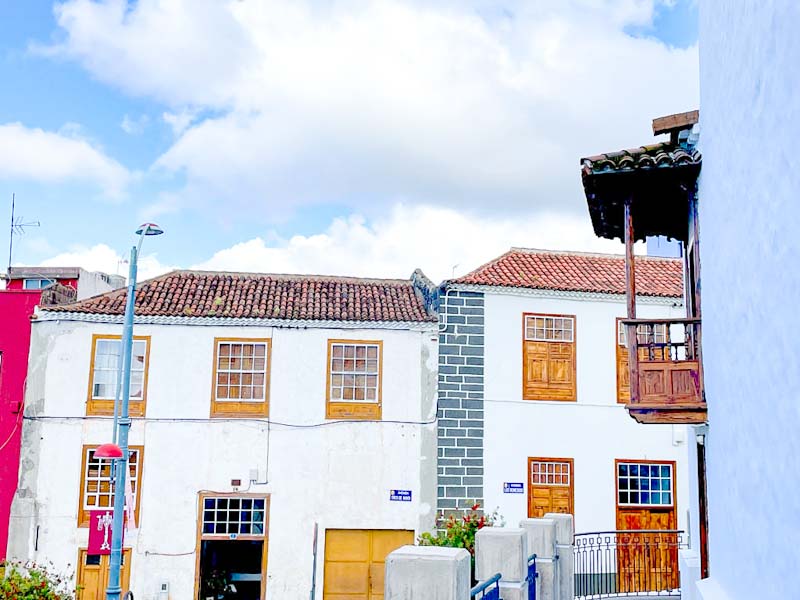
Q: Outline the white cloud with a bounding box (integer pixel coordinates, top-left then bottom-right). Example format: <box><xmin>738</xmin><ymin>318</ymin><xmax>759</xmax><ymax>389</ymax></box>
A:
<box><xmin>162</xmin><ymin>109</ymin><xmax>199</xmax><ymax>136</ymax></box>
<box><xmin>39</xmin><ymin>203</ymin><xmax>641</xmax><ymax>287</ymax></box>
<box><xmin>40</xmin><ymin>243</ymin><xmax>174</xmax><ymax>282</ymax></box>
<box><xmin>191</xmin><ymin>203</ymin><xmax>628</xmax><ymax>282</ymax></box>
<box><xmin>0</xmin><ymin>122</ymin><xmax>132</xmax><ymax>197</ymax></box>
<box><xmin>120</xmin><ymin>113</ymin><xmax>149</xmax><ymax>135</ymax></box>
<box><xmin>44</xmin><ymin>0</ymin><xmax>699</xmax><ymax>217</ymax></box>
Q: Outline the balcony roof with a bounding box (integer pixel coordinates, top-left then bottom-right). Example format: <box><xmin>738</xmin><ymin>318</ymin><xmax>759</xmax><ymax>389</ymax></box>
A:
<box><xmin>580</xmin><ymin>142</ymin><xmax>701</xmax><ymax>243</ymax></box>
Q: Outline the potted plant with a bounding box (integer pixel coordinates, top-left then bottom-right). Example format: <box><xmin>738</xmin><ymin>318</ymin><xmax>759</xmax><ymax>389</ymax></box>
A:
<box><xmin>200</xmin><ymin>568</ymin><xmax>232</xmax><ymax>600</ymax></box>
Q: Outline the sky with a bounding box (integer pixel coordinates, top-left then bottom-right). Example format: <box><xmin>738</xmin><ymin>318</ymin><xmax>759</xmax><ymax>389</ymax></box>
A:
<box><xmin>0</xmin><ymin>0</ymin><xmax>698</xmax><ymax>283</ymax></box>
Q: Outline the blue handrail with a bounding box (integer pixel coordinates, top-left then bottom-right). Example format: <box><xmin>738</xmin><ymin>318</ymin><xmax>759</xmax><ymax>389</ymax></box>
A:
<box><xmin>527</xmin><ymin>553</ymin><xmax>538</xmax><ymax>600</ymax></box>
<box><xmin>471</xmin><ymin>573</ymin><xmax>501</xmax><ymax>599</ymax></box>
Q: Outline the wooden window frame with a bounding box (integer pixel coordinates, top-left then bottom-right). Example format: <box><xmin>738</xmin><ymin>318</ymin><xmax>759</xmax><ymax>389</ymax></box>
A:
<box><xmin>615</xmin><ymin>459</ymin><xmax>676</xmax><ymax>509</ymax></box>
<box><xmin>527</xmin><ymin>456</ymin><xmax>575</xmax><ymax>517</ymax></box>
<box><xmin>77</xmin><ymin>444</ymin><xmax>144</xmax><ymax>527</ymax></box>
<box><xmin>522</xmin><ymin>312</ymin><xmax>577</xmax><ymax>402</ymax></box>
<box><xmin>194</xmin><ymin>492</ymin><xmax>270</xmax><ymax>600</ymax></box>
<box><xmin>86</xmin><ymin>334</ymin><xmax>151</xmax><ymax>417</ymax></box>
<box><xmin>326</xmin><ymin>339</ymin><xmax>383</xmax><ymax>420</ymax></box>
<box><xmin>210</xmin><ymin>338</ymin><xmax>271</xmax><ymax>418</ymax></box>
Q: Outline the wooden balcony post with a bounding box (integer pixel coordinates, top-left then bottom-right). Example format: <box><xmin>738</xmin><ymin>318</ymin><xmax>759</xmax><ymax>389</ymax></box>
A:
<box><xmin>623</xmin><ymin>197</ymin><xmax>640</xmax><ymax>403</ymax></box>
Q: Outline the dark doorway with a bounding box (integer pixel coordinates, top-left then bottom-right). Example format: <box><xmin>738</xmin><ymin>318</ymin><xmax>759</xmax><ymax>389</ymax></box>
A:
<box><xmin>199</xmin><ymin>540</ymin><xmax>264</xmax><ymax>600</ymax></box>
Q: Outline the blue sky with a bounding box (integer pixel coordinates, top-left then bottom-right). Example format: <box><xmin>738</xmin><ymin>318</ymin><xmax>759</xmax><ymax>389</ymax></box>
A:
<box><xmin>0</xmin><ymin>1</ymin><xmax>698</xmax><ymax>282</ymax></box>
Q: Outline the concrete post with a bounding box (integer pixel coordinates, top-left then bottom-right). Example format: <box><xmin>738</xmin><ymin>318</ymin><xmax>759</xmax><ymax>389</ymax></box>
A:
<box><xmin>384</xmin><ymin>546</ymin><xmax>471</xmax><ymax>600</ymax></box>
<box><xmin>520</xmin><ymin>518</ymin><xmax>557</xmax><ymax>600</ymax></box>
<box><xmin>474</xmin><ymin>527</ymin><xmax>529</xmax><ymax>600</ymax></box>
<box><xmin>544</xmin><ymin>513</ymin><xmax>574</xmax><ymax>600</ymax></box>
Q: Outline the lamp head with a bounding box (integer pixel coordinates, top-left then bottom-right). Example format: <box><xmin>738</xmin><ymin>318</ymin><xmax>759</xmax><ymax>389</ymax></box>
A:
<box><xmin>135</xmin><ymin>222</ymin><xmax>164</xmax><ymax>236</ymax></box>
<box><xmin>94</xmin><ymin>443</ymin><xmax>124</xmax><ymax>460</ymax></box>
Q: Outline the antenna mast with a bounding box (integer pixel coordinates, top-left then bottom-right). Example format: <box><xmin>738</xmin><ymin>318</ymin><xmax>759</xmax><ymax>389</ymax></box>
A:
<box><xmin>7</xmin><ymin>194</ymin><xmax>41</xmax><ymax>275</ymax></box>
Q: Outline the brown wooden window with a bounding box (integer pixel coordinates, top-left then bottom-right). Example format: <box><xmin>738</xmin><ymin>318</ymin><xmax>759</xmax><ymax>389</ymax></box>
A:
<box><xmin>615</xmin><ymin>319</ymin><xmax>668</xmax><ymax>404</ymax></box>
<box><xmin>528</xmin><ymin>457</ymin><xmax>574</xmax><ymax>518</ymax></box>
<box><xmin>326</xmin><ymin>340</ymin><xmax>382</xmax><ymax>420</ymax></box>
<box><xmin>78</xmin><ymin>445</ymin><xmax>143</xmax><ymax>527</ymax></box>
<box><xmin>211</xmin><ymin>338</ymin><xmax>271</xmax><ymax>417</ymax></box>
<box><xmin>87</xmin><ymin>335</ymin><xmax>150</xmax><ymax>417</ymax></box>
<box><xmin>522</xmin><ymin>314</ymin><xmax>576</xmax><ymax>401</ymax></box>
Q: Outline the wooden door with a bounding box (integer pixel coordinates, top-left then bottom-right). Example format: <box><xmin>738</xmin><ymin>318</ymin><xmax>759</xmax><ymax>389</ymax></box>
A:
<box><xmin>528</xmin><ymin>458</ymin><xmax>573</xmax><ymax>518</ymax></box>
<box><xmin>615</xmin><ymin>461</ymin><xmax>678</xmax><ymax>593</ymax></box>
<box><xmin>323</xmin><ymin>529</ymin><xmax>413</xmax><ymax>599</ymax></box>
<box><xmin>77</xmin><ymin>549</ymin><xmax>131</xmax><ymax>600</ymax></box>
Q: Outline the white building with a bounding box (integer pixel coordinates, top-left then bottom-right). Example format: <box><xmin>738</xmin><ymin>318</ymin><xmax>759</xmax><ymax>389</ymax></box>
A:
<box><xmin>9</xmin><ymin>269</ymin><xmax>438</xmax><ymax>600</ymax></box>
<box><xmin>692</xmin><ymin>3</ymin><xmax>800</xmax><ymax>599</ymax></box>
<box><xmin>436</xmin><ymin>249</ymin><xmax>690</xmax><ymax>539</ymax></box>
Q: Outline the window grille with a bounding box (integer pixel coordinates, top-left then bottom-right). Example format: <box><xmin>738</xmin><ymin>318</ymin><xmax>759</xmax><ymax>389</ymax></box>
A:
<box><xmin>617</xmin><ymin>462</ymin><xmax>673</xmax><ymax>506</ymax></box>
<box><xmin>329</xmin><ymin>343</ymin><xmax>381</xmax><ymax>403</ymax></box>
<box><xmin>618</xmin><ymin>322</ymin><xmax>668</xmax><ymax>346</ymax></box>
<box><xmin>530</xmin><ymin>460</ymin><xmax>571</xmax><ymax>486</ymax></box>
<box><xmin>525</xmin><ymin>316</ymin><xmax>574</xmax><ymax>342</ymax></box>
<box><xmin>202</xmin><ymin>497</ymin><xmax>266</xmax><ymax>536</ymax></box>
<box><xmin>215</xmin><ymin>341</ymin><xmax>268</xmax><ymax>402</ymax></box>
<box><xmin>91</xmin><ymin>338</ymin><xmax>148</xmax><ymax>400</ymax></box>
<box><xmin>83</xmin><ymin>447</ymin><xmax>140</xmax><ymax>512</ymax></box>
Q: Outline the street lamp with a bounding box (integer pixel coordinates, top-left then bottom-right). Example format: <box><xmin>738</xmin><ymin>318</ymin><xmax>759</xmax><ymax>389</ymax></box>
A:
<box><xmin>103</xmin><ymin>223</ymin><xmax>163</xmax><ymax>600</ymax></box>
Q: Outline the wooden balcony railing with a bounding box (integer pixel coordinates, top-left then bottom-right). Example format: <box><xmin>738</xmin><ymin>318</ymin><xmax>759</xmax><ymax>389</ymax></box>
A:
<box><xmin>621</xmin><ymin>318</ymin><xmax>707</xmax><ymax>424</ymax></box>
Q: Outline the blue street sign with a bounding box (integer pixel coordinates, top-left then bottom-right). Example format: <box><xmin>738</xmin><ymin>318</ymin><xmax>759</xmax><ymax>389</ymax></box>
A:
<box><xmin>390</xmin><ymin>489</ymin><xmax>412</xmax><ymax>502</ymax></box>
<box><xmin>503</xmin><ymin>482</ymin><xmax>524</xmax><ymax>494</ymax></box>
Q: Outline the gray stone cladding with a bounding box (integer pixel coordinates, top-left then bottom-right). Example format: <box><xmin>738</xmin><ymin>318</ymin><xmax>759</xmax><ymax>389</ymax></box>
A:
<box><xmin>437</xmin><ymin>288</ymin><xmax>484</xmax><ymax>512</ymax></box>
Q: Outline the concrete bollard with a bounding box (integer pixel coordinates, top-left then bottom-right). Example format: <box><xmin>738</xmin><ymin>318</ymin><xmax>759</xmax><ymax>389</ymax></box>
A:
<box><xmin>385</xmin><ymin>545</ymin><xmax>471</xmax><ymax>600</ymax></box>
<box><xmin>543</xmin><ymin>513</ymin><xmax>574</xmax><ymax>600</ymax></box>
<box><xmin>520</xmin><ymin>518</ymin><xmax>557</xmax><ymax>600</ymax></box>
<box><xmin>474</xmin><ymin>528</ymin><xmax>528</xmax><ymax>600</ymax></box>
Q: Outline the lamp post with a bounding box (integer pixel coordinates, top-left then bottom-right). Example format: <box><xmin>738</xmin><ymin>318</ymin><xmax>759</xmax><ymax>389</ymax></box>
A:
<box><xmin>101</xmin><ymin>223</ymin><xmax>163</xmax><ymax>600</ymax></box>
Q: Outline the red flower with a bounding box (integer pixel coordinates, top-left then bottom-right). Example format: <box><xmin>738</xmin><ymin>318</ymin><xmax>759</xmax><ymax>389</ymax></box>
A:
<box><xmin>471</xmin><ymin>503</ymin><xmax>481</xmax><ymax>511</ymax></box>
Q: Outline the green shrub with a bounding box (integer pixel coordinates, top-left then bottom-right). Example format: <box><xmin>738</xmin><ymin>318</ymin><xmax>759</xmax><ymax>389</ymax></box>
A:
<box><xmin>0</xmin><ymin>560</ymin><xmax>76</xmax><ymax>600</ymax></box>
<box><xmin>418</xmin><ymin>502</ymin><xmax>503</xmax><ymax>555</ymax></box>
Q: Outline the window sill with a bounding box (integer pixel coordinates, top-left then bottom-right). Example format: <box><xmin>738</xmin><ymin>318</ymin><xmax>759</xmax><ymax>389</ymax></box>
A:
<box><xmin>211</xmin><ymin>400</ymin><xmax>269</xmax><ymax>418</ymax></box>
<box><xmin>327</xmin><ymin>402</ymin><xmax>381</xmax><ymax>420</ymax></box>
<box><xmin>86</xmin><ymin>399</ymin><xmax>145</xmax><ymax>418</ymax></box>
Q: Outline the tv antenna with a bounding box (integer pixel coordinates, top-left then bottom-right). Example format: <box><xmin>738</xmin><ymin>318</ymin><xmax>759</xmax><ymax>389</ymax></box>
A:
<box><xmin>8</xmin><ymin>194</ymin><xmax>40</xmax><ymax>275</ymax></box>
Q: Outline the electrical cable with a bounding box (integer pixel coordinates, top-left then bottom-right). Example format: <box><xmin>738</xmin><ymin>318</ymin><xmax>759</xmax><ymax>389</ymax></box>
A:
<box><xmin>24</xmin><ymin>413</ymin><xmax>437</xmax><ymax>428</ymax></box>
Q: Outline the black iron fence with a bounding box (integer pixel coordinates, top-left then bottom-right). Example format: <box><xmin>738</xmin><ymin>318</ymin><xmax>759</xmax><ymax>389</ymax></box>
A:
<box><xmin>574</xmin><ymin>530</ymin><xmax>687</xmax><ymax>598</ymax></box>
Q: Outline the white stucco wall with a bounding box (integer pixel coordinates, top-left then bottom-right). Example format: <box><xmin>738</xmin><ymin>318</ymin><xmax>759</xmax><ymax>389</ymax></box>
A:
<box><xmin>75</xmin><ymin>270</ymin><xmax>124</xmax><ymax>300</ymax></box>
<box><xmin>481</xmin><ymin>290</ymin><xmax>690</xmax><ymax>534</ymax></box>
<box><xmin>10</xmin><ymin>318</ymin><xmax>438</xmax><ymax>599</ymax></box>
<box><xmin>698</xmin><ymin>3</ymin><xmax>800</xmax><ymax>599</ymax></box>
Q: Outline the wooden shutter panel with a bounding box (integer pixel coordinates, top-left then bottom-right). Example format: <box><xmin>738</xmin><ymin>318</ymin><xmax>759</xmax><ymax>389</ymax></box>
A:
<box><xmin>523</xmin><ymin>341</ymin><xmax>575</xmax><ymax>401</ymax></box>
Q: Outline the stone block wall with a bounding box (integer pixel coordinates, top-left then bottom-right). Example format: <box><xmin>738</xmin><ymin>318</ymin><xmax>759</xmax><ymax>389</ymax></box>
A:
<box><xmin>437</xmin><ymin>288</ymin><xmax>485</xmax><ymax>512</ymax></box>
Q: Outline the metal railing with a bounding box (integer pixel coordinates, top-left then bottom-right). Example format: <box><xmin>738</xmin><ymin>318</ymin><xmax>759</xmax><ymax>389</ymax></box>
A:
<box><xmin>527</xmin><ymin>553</ymin><xmax>538</xmax><ymax>600</ymax></box>
<box><xmin>471</xmin><ymin>573</ymin><xmax>501</xmax><ymax>599</ymax></box>
<box><xmin>574</xmin><ymin>530</ymin><xmax>687</xmax><ymax>598</ymax></box>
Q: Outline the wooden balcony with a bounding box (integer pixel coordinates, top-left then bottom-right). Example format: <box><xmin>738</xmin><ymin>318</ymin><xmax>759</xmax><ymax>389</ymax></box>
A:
<box><xmin>621</xmin><ymin>318</ymin><xmax>707</xmax><ymax>424</ymax></box>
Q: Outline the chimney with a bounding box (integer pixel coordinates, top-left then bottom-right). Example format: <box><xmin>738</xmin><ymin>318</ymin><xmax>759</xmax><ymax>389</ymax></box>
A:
<box><xmin>652</xmin><ymin>110</ymin><xmax>699</xmax><ymax>145</ymax></box>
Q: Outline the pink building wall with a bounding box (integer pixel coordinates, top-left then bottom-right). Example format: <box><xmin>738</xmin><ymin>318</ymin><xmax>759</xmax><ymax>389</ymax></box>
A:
<box><xmin>0</xmin><ymin>290</ymin><xmax>43</xmax><ymax>559</ymax></box>
<box><xmin>5</xmin><ymin>278</ymin><xmax>78</xmax><ymax>291</ymax></box>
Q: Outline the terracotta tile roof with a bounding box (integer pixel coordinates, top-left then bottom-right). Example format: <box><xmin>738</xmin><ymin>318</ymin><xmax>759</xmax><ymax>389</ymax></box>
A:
<box><xmin>580</xmin><ymin>142</ymin><xmax>701</xmax><ymax>177</ymax></box>
<box><xmin>452</xmin><ymin>249</ymin><xmax>683</xmax><ymax>298</ymax></box>
<box><xmin>44</xmin><ymin>271</ymin><xmax>436</xmax><ymax>322</ymax></box>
